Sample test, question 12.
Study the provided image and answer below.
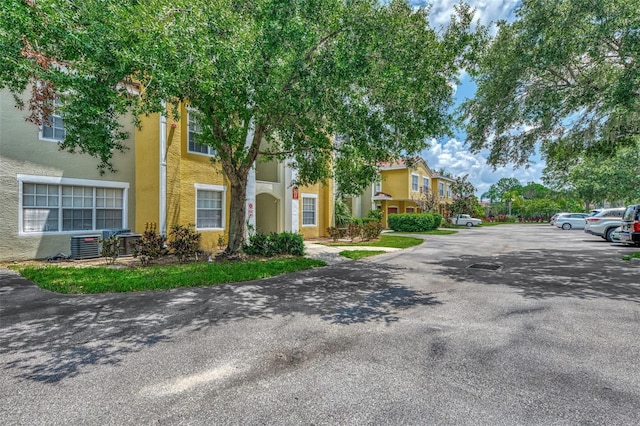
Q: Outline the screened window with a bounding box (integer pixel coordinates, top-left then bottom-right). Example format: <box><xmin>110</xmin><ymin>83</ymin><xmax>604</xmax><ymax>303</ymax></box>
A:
<box><xmin>187</xmin><ymin>110</ymin><xmax>215</xmax><ymax>156</ymax></box>
<box><xmin>411</xmin><ymin>174</ymin><xmax>419</xmax><ymax>191</ymax></box>
<box><xmin>21</xmin><ymin>179</ymin><xmax>125</xmax><ymax>233</ymax></box>
<box><xmin>302</xmin><ymin>195</ymin><xmax>317</xmax><ymax>226</ymax></box>
<box><xmin>41</xmin><ymin>98</ymin><xmax>66</xmax><ymax>141</ymax></box>
<box><xmin>196</xmin><ymin>189</ymin><xmax>223</xmax><ymax>229</ymax></box>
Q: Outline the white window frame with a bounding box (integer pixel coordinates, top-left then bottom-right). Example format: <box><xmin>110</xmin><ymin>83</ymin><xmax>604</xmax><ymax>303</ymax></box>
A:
<box><xmin>447</xmin><ymin>184</ymin><xmax>451</xmax><ymax>198</ymax></box>
<box><xmin>374</xmin><ymin>180</ymin><xmax>382</xmax><ymax>193</ymax></box>
<box><xmin>411</xmin><ymin>173</ymin><xmax>419</xmax><ymax>192</ymax></box>
<box><xmin>422</xmin><ymin>176</ymin><xmax>429</xmax><ymax>193</ymax></box>
<box><xmin>17</xmin><ymin>174</ymin><xmax>129</xmax><ymax>236</ymax></box>
<box><xmin>439</xmin><ymin>182</ymin><xmax>445</xmax><ymax>197</ymax></box>
<box><xmin>187</xmin><ymin>108</ymin><xmax>215</xmax><ymax>157</ymax></box>
<box><xmin>194</xmin><ymin>183</ymin><xmax>226</xmax><ymax>230</ymax></box>
<box><xmin>39</xmin><ymin>98</ymin><xmax>66</xmax><ymax>142</ymax></box>
<box><xmin>301</xmin><ymin>193</ymin><xmax>317</xmax><ymax>227</ymax></box>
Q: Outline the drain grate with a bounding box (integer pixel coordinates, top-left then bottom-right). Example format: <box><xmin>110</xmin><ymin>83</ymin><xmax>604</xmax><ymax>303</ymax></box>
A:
<box><xmin>468</xmin><ymin>263</ymin><xmax>501</xmax><ymax>271</ymax></box>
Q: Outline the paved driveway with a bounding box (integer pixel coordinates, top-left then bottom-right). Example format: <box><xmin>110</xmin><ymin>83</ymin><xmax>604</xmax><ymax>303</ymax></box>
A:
<box><xmin>1</xmin><ymin>225</ymin><xmax>639</xmax><ymax>425</ymax></box>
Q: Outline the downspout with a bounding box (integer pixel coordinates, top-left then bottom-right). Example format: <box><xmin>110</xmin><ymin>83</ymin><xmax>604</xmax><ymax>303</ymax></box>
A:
<box><xmin>159</xmin><ymin>103</ymin><xmax>167</xmax><ymax>236</ymax></box>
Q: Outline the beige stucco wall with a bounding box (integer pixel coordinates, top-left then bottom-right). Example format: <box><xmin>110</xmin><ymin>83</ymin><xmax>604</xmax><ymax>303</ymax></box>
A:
<box><xmin>0</xmin><ymin>89</ymin><xmax>136</xmax><ymax>261</ymax></box>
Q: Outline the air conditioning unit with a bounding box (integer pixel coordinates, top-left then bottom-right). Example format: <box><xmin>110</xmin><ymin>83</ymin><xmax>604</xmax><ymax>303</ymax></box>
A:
<box><xmin>117</xmin><ymin>233</ymin><xmax>142</xmax><ymax>256</ymax></box>
<box><xmin>70</xmin><ymin>235</ymin><xmax>101</xmax><ymax>260</ymax></box>
<box><xmin>101</xmin><ymin>228</ymin><xmax>131</xmax><ymax>241</ymax></box>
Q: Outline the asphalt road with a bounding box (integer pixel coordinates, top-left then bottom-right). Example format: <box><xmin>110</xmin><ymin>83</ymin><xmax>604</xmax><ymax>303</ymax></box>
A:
<box><xmin>1</xmin><ymin>224</ymin><xmax>639</xmax><ymax>425</ymax></box>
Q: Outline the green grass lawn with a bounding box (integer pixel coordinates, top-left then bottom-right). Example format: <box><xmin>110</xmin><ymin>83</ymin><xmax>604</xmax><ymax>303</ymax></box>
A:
<box><xmin>326</xmin><ymin>235</ymin><xmax>424</xmax><ymax>248</ymax></box>
<box><xmin>339</xmin><ymin>250</ymin><xmax>387</xmax><ymax>260</ymax></box>
<box><xmin>15</xmin><ymin>257</ymin><xmax>326</xmax><ymax>294</ymax></box>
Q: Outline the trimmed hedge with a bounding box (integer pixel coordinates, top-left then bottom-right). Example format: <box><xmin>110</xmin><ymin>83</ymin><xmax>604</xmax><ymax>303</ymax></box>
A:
<box><xmin>388</xmin><ymin>213</ymin><xmax>442</xmax><ymax>232</ymax></box>
<box><xmin>243</xmin><ymin>231</ymin><xmax>305</xmax><ymax>257</ymax></box>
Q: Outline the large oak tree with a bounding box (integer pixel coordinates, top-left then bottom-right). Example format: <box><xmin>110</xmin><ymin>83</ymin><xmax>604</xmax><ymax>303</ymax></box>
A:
<box><xmin>2</xmin><ymin>0</ymin><xmax>481</xmax><ymax>254</ymax></box>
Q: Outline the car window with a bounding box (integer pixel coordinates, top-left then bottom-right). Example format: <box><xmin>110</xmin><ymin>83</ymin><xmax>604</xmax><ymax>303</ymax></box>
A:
<box><xmin>623</xmin><ymin>206</ymin><xmax>640</xmax><ymax>221</ymax></box>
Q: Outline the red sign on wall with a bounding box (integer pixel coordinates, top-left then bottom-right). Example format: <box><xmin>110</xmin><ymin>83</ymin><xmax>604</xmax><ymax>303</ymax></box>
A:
<box><xmin>292</xmin><ymin>186</ymin><xmax>299</xmax><ymax>200</ymax></box>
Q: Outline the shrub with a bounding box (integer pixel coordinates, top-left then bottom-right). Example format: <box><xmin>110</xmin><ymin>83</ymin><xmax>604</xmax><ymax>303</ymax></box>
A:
<box><xmin>366</xmin><ymin>209</ymin><xmax>383</xmax><ymax>222</ymax></box>
<box><xmin>347</xmin><ymin>222</ymin><xmax>361</xmax><ymax>241</ymax></box>
<box><xmin>99</xmin><ymin>235</ymin><xmax>120</xmax><ymax>265</ymax></box>
<box><xmin>388</xmin><ymin>213</ymin><xmax>441</xmax><ymax>232</ymax></box>
<box><xmin>361</xmin><ymin>221</ymin><xmax>384</xmax><ymax>241</ymax></box>
<box><xmin>327</xmin><ymin>227</ymin><xmax>348</xmax><ymax>241</ymax></box>
<box><xmin>217</xmin><ymin>234</ymin><xmax>226</xmax><ymax>252</ymax></box>
<box><xmin>334</xmin><ymin>199</ymin><xmax>352</xmax><ymax>228</ymax></box>
<box><xmin>272</xmin><ymin>231</ymin><xmax>305</xmax><ymax>256</ymax></box>
<box><xmin>133</xmin><ymin>223</ymin><xmax>166</xmax><ymax>265</ymax></box>
<box><xmin>243</xmin><ymin>231</ymin><xmax>305</xmax><ymax>257</ymax></box>
<box><xmin>168</xmin><ymin>224</ymin><xmax>202</xmax><ymax>263</ymax></box>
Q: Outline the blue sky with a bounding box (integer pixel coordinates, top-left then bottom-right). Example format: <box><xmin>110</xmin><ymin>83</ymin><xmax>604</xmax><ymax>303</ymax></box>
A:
<box><xmin>412</xmin><ymin>0</ymin><xmax>544</xmax><ymax>196</ymax></box>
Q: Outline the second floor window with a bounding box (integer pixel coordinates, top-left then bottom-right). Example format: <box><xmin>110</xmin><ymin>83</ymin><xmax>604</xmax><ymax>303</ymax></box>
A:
<box><xmin>41</xmin><ymin>98</ymin><xmax>66</xmax><ymax>142</ymax></box>
<box><xmin>439</xmin><ymin>182</ymin><xmax>444</xmax><ymax>197</ymax></box>
<box><xmin>447</xmin><ymin>185</ymin><xmax>451</xmax><ymax>198</ymax></box>
<box><xmin>187</xmin><ymin>110</ymin><xmax>215</xmax><ymax>156</ymax></box>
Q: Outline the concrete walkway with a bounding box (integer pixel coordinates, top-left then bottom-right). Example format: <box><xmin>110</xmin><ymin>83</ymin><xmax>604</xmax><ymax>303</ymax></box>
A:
<box><xmin>304</xmin><ymin>241</ymin><xmax>401</xmax><ymax>265</ymax></box>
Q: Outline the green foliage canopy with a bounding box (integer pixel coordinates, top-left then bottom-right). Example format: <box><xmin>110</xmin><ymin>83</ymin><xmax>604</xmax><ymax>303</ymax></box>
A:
<box><xmin>461</xmin><ymin>0</ymin><xmax>640</xmax><ymax>169</ymax></box>
<box><xmin>1</xmin><ymin>0</ymin><xmax>482</xmax><ymax>253</ymax></box>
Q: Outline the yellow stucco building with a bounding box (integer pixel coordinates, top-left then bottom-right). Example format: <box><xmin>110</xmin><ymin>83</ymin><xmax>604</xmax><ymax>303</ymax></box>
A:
<box><xmin>350</xmin><ymin>158</ymin><xmax>453</xmax><ymax>228</ymax></box>
<box><xmin>134</xmin><ymin>103</ymin><xmax>334</xmax><ymax>254</ymax></box>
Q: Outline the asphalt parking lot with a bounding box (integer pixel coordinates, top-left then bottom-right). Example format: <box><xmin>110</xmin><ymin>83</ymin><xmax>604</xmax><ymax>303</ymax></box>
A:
<box><xmin>1</xmin><ymin>224</ymin><xmax>639</xmax><ymax>425</ymax></box>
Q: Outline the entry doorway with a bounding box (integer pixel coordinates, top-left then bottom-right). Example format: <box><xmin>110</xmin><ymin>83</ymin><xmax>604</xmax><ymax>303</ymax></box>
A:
<box><xmin>256</xmin><ymin>193</ymin><xmax>280</xmax><ymax>234</ymax></box>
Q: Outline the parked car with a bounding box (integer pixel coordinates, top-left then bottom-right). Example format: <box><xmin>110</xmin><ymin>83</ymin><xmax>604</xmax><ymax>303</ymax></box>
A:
<box><xmin>555</xmin><ymin>213</ymin><xmax>589</xmax><ymax>230</ymax></box>
<box><xmin>550</xmin><ymin>212</ymin><xmax>569</xmax><ymax>226</ymax></box>
<box><xmin>451</xmin><ymin>214</ymin><xmax>482</xmax><ymax>227</ymax></box>
<box><xmin>584</xmin><ymin>207</ymin><xmax>626</xmax><ymax>242</ymax></box>
<box><xmin>611</xmin><ymin>226</ymin><xmax>623</xmax><ymax>243</ymax></box>
<box><xmin>619</xmin><ymin>204</ymin><xmax>640</xmax><ymax>246</ymax></box>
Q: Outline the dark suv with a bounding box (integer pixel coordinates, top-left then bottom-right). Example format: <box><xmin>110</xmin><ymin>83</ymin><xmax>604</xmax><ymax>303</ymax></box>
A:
<box><xmin>620</xmin><ymin>204</ymin><xmax>640</xmax><ymax>246</ymax></box>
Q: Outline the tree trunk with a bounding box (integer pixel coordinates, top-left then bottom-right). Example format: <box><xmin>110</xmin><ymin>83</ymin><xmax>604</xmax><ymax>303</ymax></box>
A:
<box><xmin>225</xmin><ymin>179</ymin><xmax>248</xmax><ymax>256</ymax></box>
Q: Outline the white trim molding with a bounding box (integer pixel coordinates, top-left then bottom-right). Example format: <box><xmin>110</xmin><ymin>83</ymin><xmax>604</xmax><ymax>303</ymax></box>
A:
<box><xmin>17</xmin><ymin>174</ymin><xmax>129</xmax><ymax>236</ymax></box>
<box><xmin>194</xmin><ymin>183</ymin><xmax>227</xmax><ymax>231</ymax></box>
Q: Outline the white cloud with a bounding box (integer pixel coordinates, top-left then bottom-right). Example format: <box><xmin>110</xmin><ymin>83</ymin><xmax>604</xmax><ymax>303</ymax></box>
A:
<box><xmin>410</xmin><ymin>0</ymin><xmax>520</xmax><ymax>33</ymax></box>
<box><xmin>421</xmin><ymin>138</ymin><xmax>545</xmax><ymax>197</ymax></box>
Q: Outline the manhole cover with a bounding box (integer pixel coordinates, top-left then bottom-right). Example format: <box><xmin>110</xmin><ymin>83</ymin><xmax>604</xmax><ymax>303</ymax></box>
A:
<box><xmin>468</xmin><ymin>263</ymin><xmax>501</xmax><ymax>271</ymax></box>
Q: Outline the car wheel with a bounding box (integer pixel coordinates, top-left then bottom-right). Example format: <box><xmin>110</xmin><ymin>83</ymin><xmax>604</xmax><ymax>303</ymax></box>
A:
<box><xmin>466</xmin><ymin>222</ymin><xmax>473</xmax><ymax>228</ymax></box>
<box><xmin>562</xmin><ymin>223</ymin><xmax>571</xmax><ymax>230</ymax></box>
<box><xmin>605</xmin><ymin>228</ymin><xmax>615</xmax><ymax>242</ymax></box>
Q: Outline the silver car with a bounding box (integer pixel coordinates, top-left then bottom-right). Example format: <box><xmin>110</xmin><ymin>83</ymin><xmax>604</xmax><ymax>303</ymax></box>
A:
<box><xmin>555</xmin><ymin>213</ymin><xmax>589</xmax><ymax>230</ymax></box>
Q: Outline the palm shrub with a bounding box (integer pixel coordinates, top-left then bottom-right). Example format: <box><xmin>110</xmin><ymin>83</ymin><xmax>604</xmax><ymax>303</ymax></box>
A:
<box><xmin>366</xmin><ymin>209</ymin><xmax>383</xmax><ymax>222</ymax></box>
<box><xmin>334</xmin><ymin>199</ymin><xmax>352</xmax><ymax>228</ymax></box>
